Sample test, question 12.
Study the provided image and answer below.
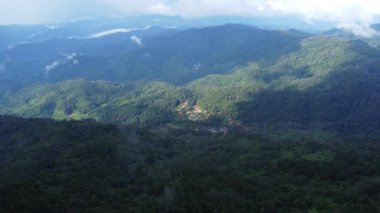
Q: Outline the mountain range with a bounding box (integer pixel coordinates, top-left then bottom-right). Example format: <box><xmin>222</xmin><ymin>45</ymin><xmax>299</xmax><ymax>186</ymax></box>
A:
<box><xmin>1</xmin><ymin>18</ymin><xmax>380</xmax><ymax>212</ymax></box>
<box><xmin>1</xmin><ymin>23</ymin><xmax>380</xmax><ymax>135</ymax></box>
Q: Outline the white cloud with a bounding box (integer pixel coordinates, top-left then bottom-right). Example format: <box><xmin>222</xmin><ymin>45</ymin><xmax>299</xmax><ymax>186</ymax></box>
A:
<box><xmin>100</xmin><ymin>0</ymin><xmax>380</xmax><ymax>36</ymax></box>
<box><xmin>1</xmin><ymin>0</ymin><xmax>380</xmax><ymax>36</ymax></box>
<box><xmin>46</xmin><ymin>25</ymin><xmax>62</xmax><ymax>29</ymax></box>
<box><xmin>60</xmin><ymin>52</ymin><xmax>76</xmax><ymax>60</ymax></box>
<box><xmin>89</xmin><ymin>28</ymin><xmax>133</xmax><ymax>38</ymax></box>
<box><xmin>0</xmin><ymin>0</ymin><xmax>81</xmax><ymax>24</ymax></box>
<box><xmin>45</xmin><ymin>52</ymin><xmax>78</xmax><ymax>74</ymax></box>
<box><xmin>123</xmin><ymin>0</ymin><xmax>268</xmax><ymax>17</ymax></box>
<box><xmin>0</xmin><ymin>0</ymin><xmax>268</xmax><ymax>24</ymax></box>
<box><xmin>265</xmin><ymin>0</ymin><xmax>380</xmax><ymax>37</ymax></box>
<box><xmin>45</xmin><ymin>61</ymin><xmax>60</xmax><ymax>74</ymax></box>
<box><xmin>150</xmin><ymin>2</ymin><xmax>174</xmax><ymax>15</ymax></box>
<box><xmin>130</xmin><ymin>35</ymin><xmax>143</xmax><ymax>46</ymax></box>
<box><xmin>88</xmin><ymin>25</ymin><xmax>151</xmax><ymax>38</ymax></box>
<box><xmin>338</xmin><ymin>23</ymin><xmax>377</xmax><ymax>37</ymax></box>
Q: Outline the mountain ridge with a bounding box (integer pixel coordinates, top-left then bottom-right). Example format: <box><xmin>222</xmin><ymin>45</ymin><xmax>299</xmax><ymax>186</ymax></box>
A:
<box><xmin>1</xmin><ymin>24</ymin><xmax>380</xmax><ymax>134</ymax></box>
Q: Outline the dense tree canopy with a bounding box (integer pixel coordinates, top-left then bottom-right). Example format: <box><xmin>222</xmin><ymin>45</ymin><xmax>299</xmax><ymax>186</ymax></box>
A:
<box><xmin>0</xmin><ymin>116</ymin><xmax>379</xmax><ymax>212</ymax></box>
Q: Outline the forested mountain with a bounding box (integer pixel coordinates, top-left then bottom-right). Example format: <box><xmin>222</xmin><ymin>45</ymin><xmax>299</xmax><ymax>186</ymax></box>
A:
<box><xmin>0</xmin><ymin>80</ymin><xmax>192</xmax><ymax>126</ymax></box>
<box><xmin>189</xmin><ymin>36</ymin><xmax>380</xmax><ymax>133</ymax></box>
<box><xmin>1</xmin><ymin>16</ymin><xmax>380</xmax><ymax>213</ymax></box>
<box><xmin>1</xmin><ymin>25</ymin><xmax>380</xmax><ymax>134</ymax></box>
<box><xmin>0</xmin><ymin>116</ymin><xmax>379</xmax><ymax>212</ymax></box>
<box><xmin>0</xmin><ymin>24</ymin><xmax>307</xmax><ymax>85</ymax></box>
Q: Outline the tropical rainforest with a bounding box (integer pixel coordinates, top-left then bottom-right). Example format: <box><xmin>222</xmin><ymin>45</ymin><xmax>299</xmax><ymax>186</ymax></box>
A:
<box><xmin>0</xmin><ymin>116</ymin><xmax>379</xmax><ymax>212</ymax></box>
<box><xmin>0</xmin><ymin>20</ymin><xmax>379</xmax><ymax>212</ymax></box>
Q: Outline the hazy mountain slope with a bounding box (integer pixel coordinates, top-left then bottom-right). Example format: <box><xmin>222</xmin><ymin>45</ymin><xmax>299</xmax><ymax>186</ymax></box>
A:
<box><xmin>0</xmin><ymin>24</ymin><xmax>308</xmax><ymax>84</ymax></box>
<box><xmin>0</xmin><ymin>16</ymin><xmax>179</xmax><ymax>50</ymax></box>
<box><xmin>3</xmin><ymin>26</ymin><xmax>175</xmax><ymax>62</ymax></box>
<box><xmin>54</xmin><ymin>24</ymin><xmax>307</xmax><ymax>84</ymax></box>
<box><xmin>0</xmin><ymin>25</ymin><xmax>48</xmax><ymax>50</ymax></box>
<box><xmin>0</xmin><ymin>26</ymin><xmax>176</xmax><ymax>84</ymax></box>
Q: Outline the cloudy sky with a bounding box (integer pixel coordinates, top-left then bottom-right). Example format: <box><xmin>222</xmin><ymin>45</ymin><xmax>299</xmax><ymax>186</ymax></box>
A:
<box><xmin>1</xmin><ymin>0</ymin><xmax>380</xmax><ymax>36</ymax></box>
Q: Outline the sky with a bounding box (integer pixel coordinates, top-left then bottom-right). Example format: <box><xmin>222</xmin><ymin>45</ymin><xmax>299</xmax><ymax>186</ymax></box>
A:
<box><xmin>1</xmin><ymin>0</ymin><xmax>380</xmax><ymax>36</ymax></box>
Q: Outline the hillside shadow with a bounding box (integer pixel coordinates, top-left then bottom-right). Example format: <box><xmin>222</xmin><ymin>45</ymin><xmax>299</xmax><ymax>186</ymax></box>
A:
<box><xmin>234</xmin><ymin>47</ymin><xmax>380</xmax><ymax>135</ymax></box>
